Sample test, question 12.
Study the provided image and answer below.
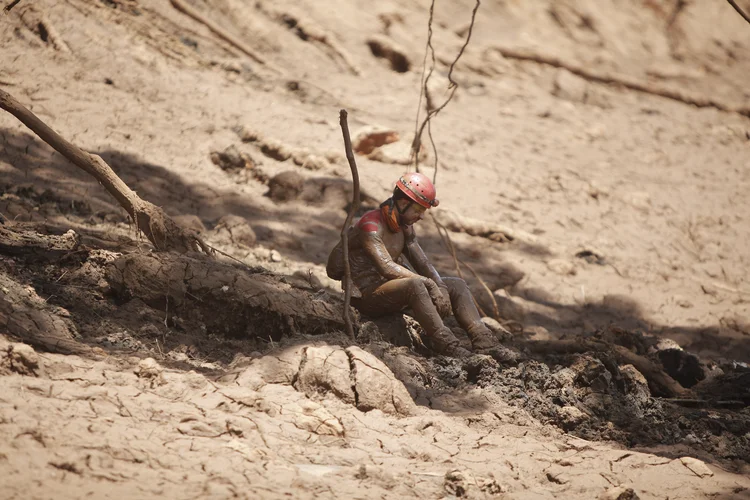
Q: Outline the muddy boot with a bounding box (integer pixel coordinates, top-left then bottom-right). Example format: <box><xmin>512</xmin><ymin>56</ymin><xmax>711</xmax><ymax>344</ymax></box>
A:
<box><xmin>425</xmin><ymin>327</ymin><xmax>471</xmax><ymax>358</ymax></box>
<box><xmin>466</xmin><ymin>323</ymin><xmax>521</xmax><ymax>365</ymax></box>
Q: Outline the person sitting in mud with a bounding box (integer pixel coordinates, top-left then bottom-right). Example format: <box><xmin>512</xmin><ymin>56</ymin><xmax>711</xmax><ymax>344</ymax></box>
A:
<box><xmin>326</xmin><ymin>172</ymin><xmax>510</xmax><ymax>359</ymax></box>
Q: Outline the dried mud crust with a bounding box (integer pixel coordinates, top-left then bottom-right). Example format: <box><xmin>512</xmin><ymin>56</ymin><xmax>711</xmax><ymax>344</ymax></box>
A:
<box><xmin>464</xmin><ymin>354</ymin><xmax>750</xmax><ymax>465</ymax></box>
<box><xmin>1</xmin><ymin>0</ymin><xmax>750</xmax><ymax>497</ymax></box>
<box><xmin>2</xmin><ymin>336</ymin><xmax>749</xmax><ymax>500</ymax></box>
<box><xmin>2</xmin><ymin>235</ymin><xmax>748</xmax><ymax>470</ymax></box>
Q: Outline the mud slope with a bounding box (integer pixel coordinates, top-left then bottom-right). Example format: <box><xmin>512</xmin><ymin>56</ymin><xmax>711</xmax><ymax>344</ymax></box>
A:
<box><xmin>1</xmin><ymin>0</ymin><xmax>749</xmax><ymax>498</ymax></box>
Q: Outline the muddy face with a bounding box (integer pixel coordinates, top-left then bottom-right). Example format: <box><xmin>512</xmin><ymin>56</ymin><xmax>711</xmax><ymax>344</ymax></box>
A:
<box><xmin>399</xmin><ymin>202</ymin><xmax>427</xmax><ymax>226</ymax></box>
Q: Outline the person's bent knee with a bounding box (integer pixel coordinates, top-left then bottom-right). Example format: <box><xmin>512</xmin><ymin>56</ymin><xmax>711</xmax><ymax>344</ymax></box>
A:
<box><xmin>403</xmin><ymin>277</ymin><xmax>427</xmax><ymax>292</ymax></box>
<box><xmin>443</xmin><ymin>277</ymin><xmax>469</xmax><ymax>294</ymax></box>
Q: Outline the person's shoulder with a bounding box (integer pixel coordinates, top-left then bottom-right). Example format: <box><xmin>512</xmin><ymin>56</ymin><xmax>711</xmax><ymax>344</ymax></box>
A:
<box><xmin>356</xmin><ymin>210</ymin><xmax>382</xmax><ymax>233</ymax></box>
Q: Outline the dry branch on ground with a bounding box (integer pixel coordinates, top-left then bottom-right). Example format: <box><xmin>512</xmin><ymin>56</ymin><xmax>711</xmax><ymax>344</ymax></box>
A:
<box><xmin>489</xmin><ymin>46</ymin><xmax>750</xmax><ymax>117</ymax></box>
<box><xmin>105</xmin><ymin>252</ymin><xmax>355</xmax><ymax>338</ymax></box>
<box><xmin>169</xmin><ymin>0</ymin><xmax>278</xmax><ymax>71</ymax></box>
<box><xmin>256</xmin><ymin>2</ymin><xmax>360</xmax><ymax>75</ymax></box>
<box><xmin>0</xmin><ymin>89</ymin><xmax>209</xmax><ymax>254</ymax></box>
<box><xmin>0</xmin><ymin>226</ymin><xmax>80</xmax><ymax>257</ymax></box>
<box><xmin>432</xmin><ymin>209</ymin><xmax>539</xmax><ymax>245</ymax></box>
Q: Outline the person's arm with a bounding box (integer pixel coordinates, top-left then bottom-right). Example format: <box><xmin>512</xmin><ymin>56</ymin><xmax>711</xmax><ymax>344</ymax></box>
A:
<box><xmin>403</xmin><ymin>227</ymin><xmax>452</xmax><ymax>316</ymax></box>
<box><xmin>403</xmin><ymin>226</ymin><xmax>446</xmax><ymax>288</ymax></box>
<box><xmin>360</xmin><ymin>231</ymin><xmax>418</xmax><ymax>280</ymax></box>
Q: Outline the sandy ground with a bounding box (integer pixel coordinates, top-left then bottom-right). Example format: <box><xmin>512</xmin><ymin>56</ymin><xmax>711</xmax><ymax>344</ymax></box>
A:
<box><xmin>1</xmin><ymin>0</ymin><xmax>750</xmax><ymax>498</ymax></box>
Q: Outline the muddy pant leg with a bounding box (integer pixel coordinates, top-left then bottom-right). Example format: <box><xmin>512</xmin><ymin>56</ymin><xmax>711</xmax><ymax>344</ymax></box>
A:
<box><xmin>355</xmin><ymin>278</ymin><xmax>463</xmax><ymax>354</ymax></box>
<box><xmin>443</xmin><ymin>277</ymin><xmax>484</xmax><ymax>331</ymax></box>
<box><xmin>443</xmin><ymin>277</ymin><xmax>498</xmax><ymax>350</ymax></box>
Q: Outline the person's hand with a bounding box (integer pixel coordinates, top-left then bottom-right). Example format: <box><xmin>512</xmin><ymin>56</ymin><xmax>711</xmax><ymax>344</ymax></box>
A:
<box><xmin>435</xmin><ymin>285</ymin><xmax>452</xmax><ymax>318</ymax></box>
<box><xmin>422</xmin><ymin>278</ymin><xmax>451</xmax><ymax>317</ymax></box>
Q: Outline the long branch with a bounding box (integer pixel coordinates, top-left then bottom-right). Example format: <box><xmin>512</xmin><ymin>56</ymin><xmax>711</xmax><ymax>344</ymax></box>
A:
<box><xmin>169</xmin><ymin>0</ymin><xmax>275</xmax><ymax>70</ymax></box>
<box><xmin>338</xmin><ymin>109</ymin><xmax>361</xmax><ymax>339</ymax></box>
<box><xmin>0</xmin><ymin>88</ymin><xmax>209</xmax><ymax>254</ymax></box>
<box><xmin>0</xmin><ymin>89</ymin><xmax>139</xmax><ymax>218</ymax></box>
<box><xmin>490</xmin><ymin>46</ymin><xmax>750</xmax><ymax>117</ymax></box>
<box><xmin>3</xmin><ymin>0</ymin><xmax>21</xmax><ymax>13</ymax></box>
<box><xmin>727</xmin><ymin>0</ymin><xmax>750</xmax><ymax>25</ymax></box>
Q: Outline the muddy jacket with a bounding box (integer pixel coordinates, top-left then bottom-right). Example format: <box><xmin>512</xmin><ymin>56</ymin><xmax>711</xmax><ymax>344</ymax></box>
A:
<box><xmin>326</xmin><ymin>210</ymin><xmax>445</xmax><ymax>296</ymax></box>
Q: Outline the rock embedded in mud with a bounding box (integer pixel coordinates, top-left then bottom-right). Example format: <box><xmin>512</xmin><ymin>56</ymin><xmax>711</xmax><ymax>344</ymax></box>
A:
<box><xmin>619</xmin><ymin>364</ymin><xmax>651</xmax><ymax>402</ymax></box>
<box><xmin>557</xmin><ymin>405</ymin><xmax>588</xmax><ymax>430</ymax></box>
<box><xmin>210</xmin><ymin>145</ymin><xmax>253</xmax><ymax>171</ymax></box>
<box><xmin>267</xmin><ymin>171</ymin><xmax>304</xmax><ymax>202</ymax></box>
<box><xmin>1</xmin><ymin>342</ymin><xmax>43</xmax><ymax>377</ymax></box>
<box><xmin>214</xmin><ymin>214</ymin><xmax>257</xmax><ymax>248</ymax></box>
<box><xmin>679</xmin><ymin>457</ymin><xmax>714</xmax><ymax>478</ymax></box>
<box><xmin>366</xmin><ymin>35</ymin><xmax>411</xmax><ymax>73</ymax></box>
<box><xmin>546</xmin><ymin>258</ymin><xmax>577</xmax><ymax>276</ymax></box>
<box><xmin>136</xmin><ymin>357</ymin><xmax>164</xmax><ymax>378</ymax></box>
<box><xmin>294</xmin><ymin>346</ymin><xmax>355</xmax><ymax>403</ymax></box>
<box><xmin>351</xmin><ymin>125</ymin><xmax>400</xmax><ymax>155</ymax></box>
<box><xmin>443</xmin><ymin>470</ymin><xmax>470</xmax><ymax>497</ymax></box>
<box><xmin>552</xmin><ymin>68</ymin><xmax>588</xmax><ymax>103</ymax></box>
<box><xmin>571</xmin><ymin>356</ymin><xmax>611</xmax><ymax>392</ymax></box>
<box><xmin>600</xmin><ymin>486</ymin><xmax>640</xmax><ymax>500</ymax></box>
<box><xmin>347</xmin><ymin>346</ymin><xmax>417</xmax><ymax>416</ymax></box>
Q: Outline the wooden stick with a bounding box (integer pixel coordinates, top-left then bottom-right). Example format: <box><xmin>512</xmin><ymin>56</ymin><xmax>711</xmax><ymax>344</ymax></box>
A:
<box><xmin>339</xmin><ymin>109</ymin><xmax>360</xmax><ymax>338</ymax></box>
<box><xmin>0</xmin><ymin>226</ymin><xmax>79</xmax><ymax>257</ymax></box>
<box><xmin>727</xmin><ymin>0</ymin><xmax>750</xmax><ymax>25</ymax></box>
<box><xmin>489</xmin><ymin>45</ymin><xmax>750</xmax><ymax>117</ymax></box>
<box><xmin>169</xmin><ymin>0</ymin><xmax>278</xmax><ymax>71</ymax></box>
<box><xmin>0</xmin><ymin>88</ymin><xmax>208</xmax><ymax>254</ymax></box>
<box><xmin>3</xmin><ymin>0</ymin><xmax>21</xmax><ymax>13</ymax></box>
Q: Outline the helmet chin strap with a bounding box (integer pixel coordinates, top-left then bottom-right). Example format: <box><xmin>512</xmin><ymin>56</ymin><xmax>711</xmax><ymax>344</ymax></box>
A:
<box><xmin>396</xmin><ymin>199</ymin><xmax>412</xmax><ymax>215</ymax></box>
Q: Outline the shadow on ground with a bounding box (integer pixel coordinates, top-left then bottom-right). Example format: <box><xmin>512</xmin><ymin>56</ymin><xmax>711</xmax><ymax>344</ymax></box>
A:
<box><xmin>2</xmin><ymin>128</ymin><xmax>749</xmax><ymax>470</ymax></box>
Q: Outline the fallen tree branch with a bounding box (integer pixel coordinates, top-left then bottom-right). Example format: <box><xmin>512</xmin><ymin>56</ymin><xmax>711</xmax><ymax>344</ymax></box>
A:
<box><xmin>3</xmin><ymin>0</ymin><xmax>21</xmax><ymax>13</ymax></box>
<box><xmin>727</xmin><ymin>0</ymin><xmax>750</xmax><ymax>26</ymax></box>
<box><xmin>0</xmin><ymin>226</ymin><xmax>79</xmax><ymax>258</ymax></box>
<box><xmin>339</xmin><ymin>109</ymin><xmax>361</xmax><ymax>339</ymax></box>
<box><xmin>106</xmin><ymin>252</ymin><xmax>349</xmax><ymax>337</ymax></box>
<box><xmin>256</xmin><ymin>3</ymin><xmax>360</xmax><ymax>75</ymax></box>
<box><xmin>0</xmin><ymin>272</ymin><xmax>93</xmax><ymax>355</ymax></box>
<box><xmin>169</xmin><ymin>0</ymin><xmax>278</xmax><ymax>72</ymax></box>
<box><xmin>0</xmin><ymin>88</ymin><xmax>210</xmax><ymax>254</ymax></box>
<box><xmin>433</xmin><ymin>209</ymin><xmax>540</xmax><ymax>245</ymax></box>
<box><xmin>488</xmin><ymin>45</ymin><xmax>750</xmax><ymax>117</ymax></box>
<box><xmin>661</xmin><ymin>398</ymin><xmax>746</xmax><ymax>409</ymax></box>
<box><xmin>521</xmin><ymin>339</ymin><xmax>690</xmax><ymax>398</ymax></box>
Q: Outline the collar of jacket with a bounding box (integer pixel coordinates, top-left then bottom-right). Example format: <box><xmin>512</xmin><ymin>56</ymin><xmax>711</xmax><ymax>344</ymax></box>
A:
<box><xmin>379</xmin><ymin>199</ymin><xmax>402</xmax><ymax>233</ymax></box>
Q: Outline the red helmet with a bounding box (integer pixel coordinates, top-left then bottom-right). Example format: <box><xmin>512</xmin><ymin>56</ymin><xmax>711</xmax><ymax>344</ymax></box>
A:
<box><xmin>395</xmin><ymin>172</ymin><xmax>439</xmax><ymax>208</ymax></box>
